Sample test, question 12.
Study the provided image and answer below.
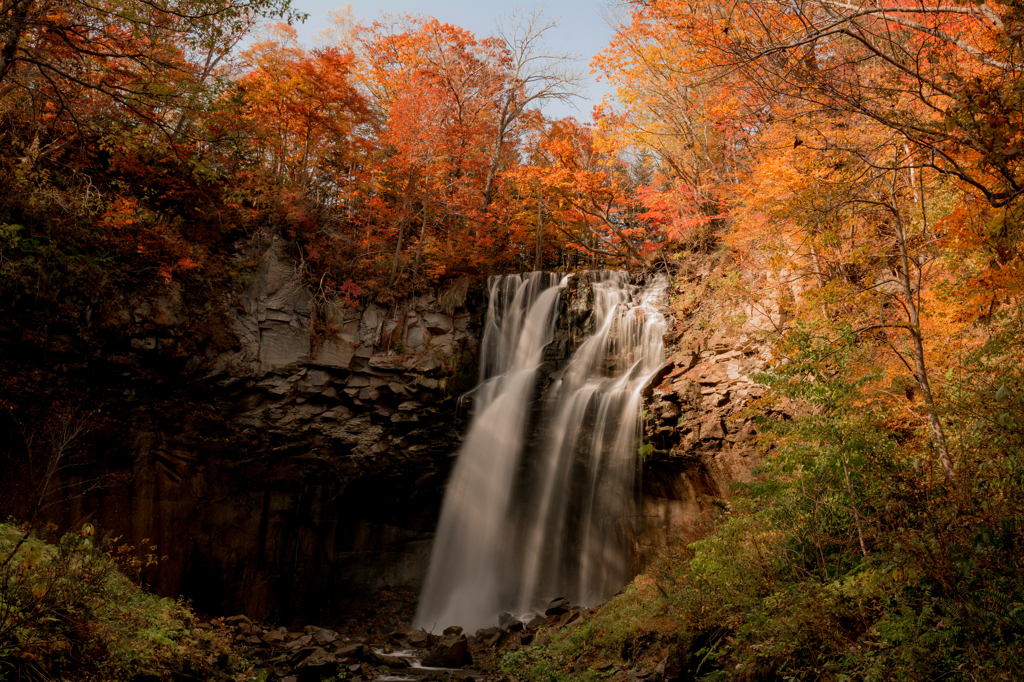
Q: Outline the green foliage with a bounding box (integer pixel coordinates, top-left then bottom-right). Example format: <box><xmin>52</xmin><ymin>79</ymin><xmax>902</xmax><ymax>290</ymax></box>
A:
<box><xmin>0</xmin><ymin>523</ymin><xmax>233</xmax><ymax>681</ymax></box>
<box><xmin>505</xmin><ymin>314</ymin><xmax>1024</xmax><ymax>681</ymax></box>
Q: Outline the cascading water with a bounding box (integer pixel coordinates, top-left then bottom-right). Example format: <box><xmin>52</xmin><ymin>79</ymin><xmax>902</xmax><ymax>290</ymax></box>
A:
<box><xmin>415</xmin><ymin>271</ymin><xmax>667</xmax><ymax>633</ymax></box>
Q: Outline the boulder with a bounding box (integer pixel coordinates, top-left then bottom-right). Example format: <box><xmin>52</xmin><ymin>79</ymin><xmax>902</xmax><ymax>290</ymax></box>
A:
<box><xmin>407</xmin><ymin>630</ymin><xmax>434</xmax><ymax>648</ymax></box>
<box><xmin>371</xmin><ymin>651</ymin><xmax>410</xmax><ymax>668</ymax></box>
<box><xmin>284</xmin><ymin>634</ymin><xmax>313</xmax><ymax>650</ymax></box>
<box><xmin>545</xmin><ymin>597</ymin><xmax>571</xmax><ymax>616</ymax></box>
<box><xmin>421</xmin><ymin>634</ymin><xmax>471</xmax><ymax>668</ymax></box>
<box><xmin>333</xmin><ymin>642</ymin><xmax>366</xmax><ymax>659</ymax></box>
<box><xmin>295</xmin><ymin>647</ymin><xmax>338</xmax><ymax>680</ymax></box>
<box><xmin>475</xmin><ymin>627</ymin><xmax>500</xmax><ymax>640</ymax></box>
<box><xmin>262</xmin><ymin>627</ymin><xmax>287</xmax><ymax>644</ymax></box>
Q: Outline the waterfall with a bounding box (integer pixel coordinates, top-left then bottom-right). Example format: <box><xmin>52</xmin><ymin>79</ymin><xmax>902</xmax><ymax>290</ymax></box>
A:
<box><xmin>415</xmin><ymin>271</ymin><xmax>667</xmax><ymax>633</ymax></box>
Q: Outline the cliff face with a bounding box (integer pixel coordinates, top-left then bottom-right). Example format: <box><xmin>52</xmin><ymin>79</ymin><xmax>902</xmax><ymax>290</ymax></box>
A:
<box><xmin>634</xmin><ymin>261</ymin><xmax>795</xmax><ymax>568</ymax></box>
<box><xmin>637</xmin><ymin>334</ymin><xmax>768</xmax><ymax>560</ymax></box>
<box><xmin>525</xmin><ymin>270</ymin><xmax>776</xmax><ymax>579</ymax></box>
<box><xmin>1</xmin><ymin>243</ymin><xmax>482</xmax><ymax>625</ymax></box>
<box><xmin>1</xmin><ymin>254</ymin><xmax>781</xmax><ymax>625</ymax></box>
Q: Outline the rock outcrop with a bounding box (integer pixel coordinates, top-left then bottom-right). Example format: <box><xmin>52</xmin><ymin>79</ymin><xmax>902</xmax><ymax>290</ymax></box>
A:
<box><xmin>633</xmin><ymin>259</ymin><xmax>798</xmax><ymax>567</ymax></box>
<box><xmin>1</xmin><ymin>249</ymin><xmax>784</xmax><ymax>625</ymax></box>
<box><xmin>637</xmin><ymin>333</ymin><xmax>769</xmax><ymax>558</ymax></box>
<box><xmin>1</xmin><ymin>242</ymin><xmax>482</xmax><ymax>624</ymax></box>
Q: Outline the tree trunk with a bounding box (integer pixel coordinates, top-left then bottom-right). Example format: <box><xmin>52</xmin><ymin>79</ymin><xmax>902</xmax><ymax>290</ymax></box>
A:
<box><xmin>0</xmin><ymin>0</ymin><xmax>34</xmax><ymax>85</ymax></box>
<box><xmin>482</xmin><ymin>99</ymin><xmax>513</xmax><ymax>211</ymax></box>
<box><xmin>414</xmin><ymin>202</ymin><xmax>431</xmax><ymax>278</ymax></box>
<box><xmin>389</xmin><ymin>170</ymin><xmax>416</xmax><ymax>285</ymax></box>
<box><xmin>891</xmin><ymin>203</ymin><xmax>955</xmax><ymax>479</ymax></box>
<box><xmin>534</xmin><ymin>192</ymin><xmax>543</xmax><ymax>270</ymax></box>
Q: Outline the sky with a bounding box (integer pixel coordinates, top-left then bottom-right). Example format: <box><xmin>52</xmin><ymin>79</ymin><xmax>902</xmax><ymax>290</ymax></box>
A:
<box><xmin>286</xmin><ymin>0</ymin><xmax>621</xmax><ymax>120</ymax></box>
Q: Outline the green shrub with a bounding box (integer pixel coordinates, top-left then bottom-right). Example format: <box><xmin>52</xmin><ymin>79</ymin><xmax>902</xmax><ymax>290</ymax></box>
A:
<box><xmin>0</xmin><ymin>523</ymin><xmax>232</xmax><ymax>681</ymax></box>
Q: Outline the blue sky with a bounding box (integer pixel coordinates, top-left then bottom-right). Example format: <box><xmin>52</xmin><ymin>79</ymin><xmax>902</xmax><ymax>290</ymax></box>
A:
<box><xmin>287</xmin><ymin>1</ymin><xmax>620</xmax><ymax>120</ymax></box>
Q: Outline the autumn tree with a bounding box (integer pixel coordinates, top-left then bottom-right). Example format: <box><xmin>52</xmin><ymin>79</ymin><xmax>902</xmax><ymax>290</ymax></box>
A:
<box><xmin>349</xmin><ymin>15</ymin><xmax>509</xmax><ymax>285</ymax></box>
<box><xmin>480</xmin><ymin>7</ymin><xmax>586</xmax><ymax>211</ymax></box>
<box><xmin>519</xmin><ymin>115</ymin><xmax>660</xmax><ymax>264</ymax></box>
<box><xmin>0</xmin><ymin>0</ymin><xmax>301</xmax><ymax>142</ymax></box>
<box><xmin>594</xmin><ymin>1</ymin><xmax>758</xmax><ymax>244</ymax></box>
<box><xmin>595</xmin><ymin>0</ymin><xmax>1024</xmax><ymax>477</ymax></box>
<box><xmin>236</xmin><ymin>24</ymin><xmax>367</xmax><ymax>201</ymax></box>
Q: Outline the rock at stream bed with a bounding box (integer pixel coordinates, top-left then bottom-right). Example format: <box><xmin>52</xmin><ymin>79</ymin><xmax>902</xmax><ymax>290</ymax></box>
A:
<box><xmin>295</xmin><ymin>647</ymin><xmax>338</xmax><ymax>680</ymax></box>
<box><xmin>371</xmin><ymin>651</ymin><xmax>410</xmax><ymax>669</ymax></box>
<box><xmin>544</xmin><ymin>597</ymin><xmax>570</xmax><ymax>616</ymax></box>
<box><xmin>406</xmin><ymin>630</ymin><xmax>436</xmax><ymax>648</ymax></box>
<box><xmin>333</xmin><ymin>642</ymin><xmax>366</xmax><ymax>659</ymax></box>
<box><xmin>421</xmin><ymin>633</ymin><xmax>472</xmax><ymax>668</ymax></box>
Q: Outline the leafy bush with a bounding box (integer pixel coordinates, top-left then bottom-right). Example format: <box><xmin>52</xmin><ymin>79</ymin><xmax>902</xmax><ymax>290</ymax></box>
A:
<box><xmin>0</xmin><ymin>523</ymin><xmax>232</xmax><ymax>681</ymax></box>
<box><xmin>502</xmin><ymin>318</ymin><xmax>1024</xmax><ymax>681</ymax></box>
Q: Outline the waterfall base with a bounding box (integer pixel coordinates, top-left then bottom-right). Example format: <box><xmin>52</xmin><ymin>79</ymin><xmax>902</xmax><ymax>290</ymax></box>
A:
<box><xmin>415</xmin><ymin>271</ymin><xmax>668</xmax><ymax>632</ymax></box>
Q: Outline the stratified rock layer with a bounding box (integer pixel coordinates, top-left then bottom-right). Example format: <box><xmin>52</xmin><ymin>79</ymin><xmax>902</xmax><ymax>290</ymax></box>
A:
<box><xmin>1</xmin><ymin>243</ymin><xmax>481</xmax><ymax>624</ymax></box>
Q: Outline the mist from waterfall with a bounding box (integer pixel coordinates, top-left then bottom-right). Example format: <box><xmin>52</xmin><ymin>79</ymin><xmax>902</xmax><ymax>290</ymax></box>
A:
<box><xmin>414</xmin><ymin>271</ymin><xmax>667</xmax><ymax>633</ymax></box>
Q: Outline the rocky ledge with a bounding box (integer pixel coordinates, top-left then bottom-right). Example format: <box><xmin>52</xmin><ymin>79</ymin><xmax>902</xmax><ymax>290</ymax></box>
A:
<box><xmin>637</xmin><ymin>329</ymin><xmax>780</xmax><ymax>561</ymax></box>
<box><xmin>1</xmin><ymin>241</ymin><xmax>485</xmax><ymax>624</ymax></box>
<box><xmin>216</xmin><ymin>595</ymin><xmax>597</xmax><ymax>682</ymax></box>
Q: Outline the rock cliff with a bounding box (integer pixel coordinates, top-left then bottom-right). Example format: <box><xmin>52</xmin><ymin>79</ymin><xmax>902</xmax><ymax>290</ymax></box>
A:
<box><xmin>1</xmin><ymin>251</ymin><xmax>783</xmax><ymax>625</ymax></box>
<box><xmin>1</xmin><ymin>242</ymin><xmax>482</xmax><ymax>625</ymax></box>
<box><xmin>634</xmin><ymin>261</ymin><xmax>791</xmax><ymax>569</ymax></box>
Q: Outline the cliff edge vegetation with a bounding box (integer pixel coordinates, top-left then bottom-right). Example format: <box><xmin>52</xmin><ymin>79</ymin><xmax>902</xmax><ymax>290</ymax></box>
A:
<box><xmin>0</xmin><ymin>522</ymin><xmax>247</xmax><ymax>681</ymax></box>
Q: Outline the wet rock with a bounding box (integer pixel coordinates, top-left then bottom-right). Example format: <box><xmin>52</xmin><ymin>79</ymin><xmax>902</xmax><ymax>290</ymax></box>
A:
<box><xmin>526</xmin><ymin>615</ymin><xmax>546</xmax><ymax>629</ymax></box>
<box><xmin>443</xmin><ymin>625</ymin><xmax>463</xmax><ymax>636</ymax></box>
<box><xmin>545</xmin><ymin>597</ymin><xmax>570</xmax><ymax>616</ymax></box>
<box><xmin>422</xmin><ymin>634</ymin><xmax>471</xmax><ymax>668</ymax></box>
<box><xmin>295</xmin><ymin>647</ymin><xmax>337</xmax><ymax>680</ymax></box>
<box><xmin>312</xmin><ymin>628</ymin><xmax>336</xmax><ymax>645</ymax></box>
<box><xmin>475</xmin><ymin>627</ymin><xmax>500</xmax><ymax>640</ymax></box>
<box><xmin>284</xmin><ymin>634</ymin><xmax>313</xmax><ymax>650</ymax></box>
<box><xmin>407</xmin><ymin>630</ymin><xmax>435</xmax><ymax>648</ymax></box>
<box><xmin>333</xmin><ymin>642</ymin><xmax>365</xmax><ymax>658</ymax></box>
<box><xmin>287</xmin><ymin>647</ymin><xmax>316</xmax><ymax>666</ymax></box>
<box><xmin>554</xmin><ymin>610</ymin><xmax>583</xmax><ymax>629</ymax></box>
<box><xmin>373</xmin><ymin>652</ymin><xmax>410</xmax><ymax>668</ymax></box>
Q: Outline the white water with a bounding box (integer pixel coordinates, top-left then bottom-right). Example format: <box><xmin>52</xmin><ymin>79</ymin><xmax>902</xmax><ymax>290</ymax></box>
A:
<box><xmin>414</xmin><ymin>271</ymin><xmax>667</xmax><ymax>633</ymax></box>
